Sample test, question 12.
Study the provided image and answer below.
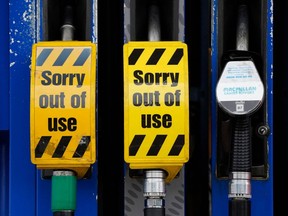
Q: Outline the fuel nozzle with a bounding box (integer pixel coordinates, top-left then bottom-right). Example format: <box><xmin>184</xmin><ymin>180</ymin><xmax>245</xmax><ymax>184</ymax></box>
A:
<box><xmin>143</xmin><ymin>170</ymin><xmax>166</xmax><ymax>216</ymax></box>
<box><xmin>52</xmin><ymin>5</ymin><xmax>77</xmax><ymax>216</ymax></box>
<box><xmin>216</xmin><ymin>3</ymin><xmax>264</xmax><ymax>216</ymax></box>
<box><xmin>143</xmin><ymin>4</ymin><xmax>166</xmax><ymax>215</ymax></box>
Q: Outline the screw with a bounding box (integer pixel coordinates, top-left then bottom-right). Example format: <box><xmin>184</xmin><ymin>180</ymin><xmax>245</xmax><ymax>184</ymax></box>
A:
<box><xmin>257</xmin><ymin>125</ymin><xmax>270</xmax><ymax>136</ymax></box>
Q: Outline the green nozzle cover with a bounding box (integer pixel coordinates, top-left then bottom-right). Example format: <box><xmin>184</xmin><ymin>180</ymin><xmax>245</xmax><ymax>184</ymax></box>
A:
<box><xmin>51</xmin><ymin>174</ymin><xmax>77</xmax><ymax>212</ymax></box>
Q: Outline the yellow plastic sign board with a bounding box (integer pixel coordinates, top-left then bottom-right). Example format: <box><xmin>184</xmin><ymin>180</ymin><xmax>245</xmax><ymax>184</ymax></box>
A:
<box><xmin>124</xmin><ymin>41</ymin><xmax>189</xmax><ymax>178</ymax></box>
<box><xmin>30</xmin><ymin>41</ymin><xmax>96</xmax><ymax>168</ymax></box>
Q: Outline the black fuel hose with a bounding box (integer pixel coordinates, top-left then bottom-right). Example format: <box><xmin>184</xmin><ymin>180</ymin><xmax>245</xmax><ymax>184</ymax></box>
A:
<box><xmin>144</xmin><ymin>208</ymin><xmax>165</xmax><ymax>216</ymax></box>
<box><xmin>53</xmin><ymin>211</ymin><xmax>74</xmax><ymax>216</ymax></box>
<box><xmin>229</xmin><ymin>199</ymin><xmax>251</xmax><ymax>216</ymax></box>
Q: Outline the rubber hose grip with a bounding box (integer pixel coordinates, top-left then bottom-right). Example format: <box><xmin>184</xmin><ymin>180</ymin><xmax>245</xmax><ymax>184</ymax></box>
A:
<box><xmin>231</xmin><ymin>116</ymin><xmax>252</xmax><ymax>172</ymax></box>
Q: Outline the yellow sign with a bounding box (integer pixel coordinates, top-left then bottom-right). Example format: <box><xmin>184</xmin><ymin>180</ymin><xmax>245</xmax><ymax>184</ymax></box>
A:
<box><xmin>123</xmin><ymin>41</ymin><xmax>189</xmax><ymax>181</ymax></box>
<box><xmin>30</xmin><ymin>41</ymin><xmax>96</xmax><ymax>169</ymax></box>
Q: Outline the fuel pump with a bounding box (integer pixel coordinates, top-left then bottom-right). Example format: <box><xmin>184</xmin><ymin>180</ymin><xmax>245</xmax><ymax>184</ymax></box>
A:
<box><xmin>30</xmin><ymin>3</ymin><xmax>96</xmax><ymax>215</ymax></box>
<box><xmin>216</xmin><ymin>3</ymin><xmax>264</xmax><ymax>216</ymax></box>
<box><xmin>123</xmin><ymin>1</ymin><xmax>189</xmax><ymax>215</ymax></box>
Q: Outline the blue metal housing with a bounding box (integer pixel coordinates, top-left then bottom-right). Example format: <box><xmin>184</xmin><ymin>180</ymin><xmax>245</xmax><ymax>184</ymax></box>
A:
<box><xmin>0</xmin><ymin>0</ymin><xmax>9</xmax><ymax>131</ymax></box>
<box><xmin>7</xmin><ymin>0</ymin><xmax>98</xmax><ymax>215</ymax></box>
<box><xmin>210</xmin><ymin>0</ymin><xmax>273</xmax><ymax>215</ymax></box>
<box><xmin>0</xmin><ymin>0</ymin><xmax>9</xmax><ymax>214</ymax></box>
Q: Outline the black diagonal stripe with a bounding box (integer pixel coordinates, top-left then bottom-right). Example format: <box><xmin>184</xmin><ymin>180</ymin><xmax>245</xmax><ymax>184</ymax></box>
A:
<box><xmin>53</xmin><ymin>48</ymin><xmax>73</xmax><ymax>66</ymax></box>
<box><xmin>36</xmin><ymin>49</ymin><xmax>53</xmax><ymax>66</ymax></box>
<box><xmin>168</xmin><ymin>135</ymin><xmax>185</xmax><ymax>156</ymax></box>
<box><xmin>146</xmin><ymin>49</ymin><xmax>165</xmax><ymax>65</ymax></box>
<box><xmin>73</xmin><ymin>136</ymin><xmax>91</xmax><ymax>158</ymax></box>
<box><xmin>52</xmin><ymin>136</ymin><xmax>72</xmax><ymax>158</ymax></box>
<box><xmin>129</xmin><ymin>135</ymin><xmax>145</xmax><ymax>156</ymax></box>
<box><xmin>35</xmin><ymin>136</ymin><xmax>51</xmax><ymax>158</ymax></box>
<box><xmin>73</xmin><ymin>48</ymin><xmax>91</xmax><ymax>66</ymax></box>
<box><xmin>128</xmin><ymin>49</ymin><xmax>144</xmax><ymax>65</ymax></box>
<box><xmin>168</xmin><ymin>48</ymin><xmax>183</xmax><ymax>65</ymax></box>
<box><xmin>147</xmin><ymin>135</ymin><xmax>167</xmax><ymax>156</ymax></box>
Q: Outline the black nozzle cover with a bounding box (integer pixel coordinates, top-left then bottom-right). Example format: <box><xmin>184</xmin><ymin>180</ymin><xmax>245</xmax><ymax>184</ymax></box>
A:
<box><xmin>144</xmin><ymin>208</ymin><xmax>165</xmax><ymax>216</ymax></box>
<box><xmin>221</xmin><ymin>50</ymin><xmax>262</xmax><ymax>71</ymax></box>
<box><xmin>229</xmin><ymin>199</ymin><xmax>251</xmax><ymax>216</ymax></box>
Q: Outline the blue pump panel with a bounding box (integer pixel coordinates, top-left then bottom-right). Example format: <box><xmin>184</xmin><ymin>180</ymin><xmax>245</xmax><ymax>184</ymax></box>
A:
<box><xmin>0</xmin><ymin>0</ymin><xmax>9</xmax><ymax>213</ymax></box>
<box><xmin>8</xmin><ymin>0</ymin><xmax>98</xmax><ymax>215</ymax></box>
<box><xmin>0</xmin><ymin>0</ymin><xmax>9</xmax><ymax>130</ymax></box>
<box><xmin>210</xmin><ymin>0</ymin><xmax>273</xmax><ymax>215</ymax></box>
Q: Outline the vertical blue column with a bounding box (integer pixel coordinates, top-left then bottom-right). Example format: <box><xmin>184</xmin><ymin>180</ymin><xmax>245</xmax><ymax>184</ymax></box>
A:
<box><xmin>0</xmin><ymin>0</ymin><xmax>9</xmax><ymax>130</ymax></box>
<box><xmin>0</xmin><ymin>0</ymin><xmax>10</xmax><ymax>214</ymax></box>
<box><xmin>9</xmin><ymin>0</ymin><xmax>37</xmax><ymax>215</ymax></box>
<box><xmin>210</xmin><ymin>0</ymin><xmax>273</xmax><ymax>215</ymax></box>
